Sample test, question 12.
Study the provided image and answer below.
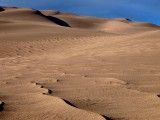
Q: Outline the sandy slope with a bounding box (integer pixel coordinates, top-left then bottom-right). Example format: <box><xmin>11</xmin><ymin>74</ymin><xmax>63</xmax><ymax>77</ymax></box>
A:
<box><xmin>0</xmin><ymin>6</ymin><xmax>160</xmax><ymax>120</ymax></box>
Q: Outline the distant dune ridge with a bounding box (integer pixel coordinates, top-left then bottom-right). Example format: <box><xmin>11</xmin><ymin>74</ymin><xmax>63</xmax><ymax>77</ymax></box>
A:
<box><xmin>0</xmin><ymin>6</ymin><xmax>160</xmax><ymax>120</ymax></box>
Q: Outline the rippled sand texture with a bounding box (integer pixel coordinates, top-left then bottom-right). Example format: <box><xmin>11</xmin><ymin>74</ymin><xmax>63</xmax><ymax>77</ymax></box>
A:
<box><xmin>0</xmin><ymin>6</ymin><xmax>160</xmax><ymax>120</ymax></box>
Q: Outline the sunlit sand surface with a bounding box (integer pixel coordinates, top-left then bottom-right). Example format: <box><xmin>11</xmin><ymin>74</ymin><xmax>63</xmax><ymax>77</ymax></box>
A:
<box><xmin>0</xmin><ymin>6</ymin><xmax>160</xmax><ymax>120</ymax></box>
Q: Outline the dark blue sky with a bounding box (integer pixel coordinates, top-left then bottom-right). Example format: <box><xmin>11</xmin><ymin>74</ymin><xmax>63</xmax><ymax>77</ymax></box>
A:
<box><xmin>0</xmin><ymin>0</ymin><xmax>160</xmax><ymax>25</ymax></box>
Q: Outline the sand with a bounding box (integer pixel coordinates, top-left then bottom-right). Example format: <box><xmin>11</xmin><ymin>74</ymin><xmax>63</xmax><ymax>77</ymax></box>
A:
<box><xmin>0</xmin><ymin>6</ymin><xmax>160</xmax><ymax>120</ymax></box>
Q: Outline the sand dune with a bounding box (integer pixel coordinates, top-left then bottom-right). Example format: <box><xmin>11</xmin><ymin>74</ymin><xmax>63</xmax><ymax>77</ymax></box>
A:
<box><xmin>41</xmin><ymin>10</ymin><xmax>159</xmax><ymax>34</ymax></box>
<box><xmin>40</xmin><ymin>10</ymin><xmax>76</xmax><ymax>16</ymax></box>
<box><xmin>0</xmin><ymin>6</ymin><xmax>160</xmax><ymax>120</ymax></box>
<box><xmin>130</xmin><ymin>22</ymin><xmax>159</xmax><ymax>28</ymax></box>
<box><xmin>0</xmin><ymin>81</ymin><xmax>106</xmax><ymax>120</ymax></box>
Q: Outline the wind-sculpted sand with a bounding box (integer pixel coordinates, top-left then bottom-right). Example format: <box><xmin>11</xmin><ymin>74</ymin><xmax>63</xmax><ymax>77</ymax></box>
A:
<box><xmin>0</xmin><ymin>6</ymin><xmax>160</xmax><ymax>120</ymax></box>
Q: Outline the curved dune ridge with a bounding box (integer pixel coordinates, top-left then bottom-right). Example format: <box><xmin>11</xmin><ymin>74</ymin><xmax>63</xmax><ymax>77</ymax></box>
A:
<box><xmin>0</xmin><ymin>6</ymin><xmax>159</xmax><ymax>32</ymax></box>
<box><xmin>0</xmin><ymin>9</ymin><xmax>66</xmax><ymax>26</ymax></box>
<box><xmin>40</xmin><ymin>10</ymin><xmax>76</xmax><ymax>16</ymax></box>
<box><xmin>0</xmin><ymin>6</ymin><xmax>160</xmax><ymax>120</ymax></box>
<box><xmin>0</xmin><ymin>80</ymin><xmax>107</xmax><ymax>120</ymax></box>
<box><xmin>41</xmin><ymin>10</ymin><xmax>159</xmax><ymax>32</ymax></box>
<box><xmin>130</xmin><ymin>22</ymin><xmax>159</xmax><ymax>28</ymax></box>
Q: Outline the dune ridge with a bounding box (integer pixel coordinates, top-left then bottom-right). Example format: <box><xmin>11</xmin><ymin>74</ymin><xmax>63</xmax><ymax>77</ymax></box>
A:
<box><xmin>0</xmin><ymin>78</ymin><xmax>108</xmax><ymax>120</ymax></box>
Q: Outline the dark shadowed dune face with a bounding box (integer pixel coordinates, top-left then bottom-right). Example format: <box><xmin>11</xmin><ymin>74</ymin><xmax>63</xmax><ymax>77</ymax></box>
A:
<box><xmin>46</xmin><ymin>16</ymin><xmax>71</xmax><ymax>27</ymax></box>
<box><xmin>0</xmin><ymin>102</ymin><xmax>4</xmax><ymax>111</ymax></box>
<box><xmin>0</xmin><ymin>7</ymin><xmax>4</xmax><ymax>12</ymax></box>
